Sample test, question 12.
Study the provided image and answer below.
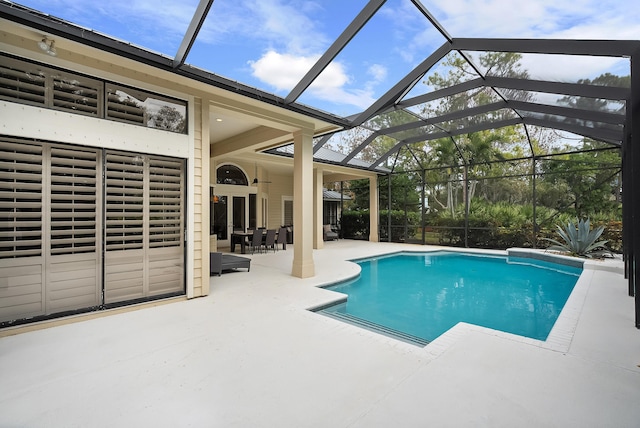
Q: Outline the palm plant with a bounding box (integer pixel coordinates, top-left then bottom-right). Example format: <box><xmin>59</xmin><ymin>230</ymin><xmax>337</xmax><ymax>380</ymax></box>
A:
<box><xmin>543</xmin><ymin>218</ymin><xmax>609</xmax><ymax>258</ymax></box>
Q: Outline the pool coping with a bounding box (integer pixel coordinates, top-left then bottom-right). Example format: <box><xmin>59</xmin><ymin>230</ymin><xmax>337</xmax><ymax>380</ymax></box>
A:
<box><xmin>308</xmin><ymin>247</ymin><xmax>620</xmax><ymax>357</ymax></box>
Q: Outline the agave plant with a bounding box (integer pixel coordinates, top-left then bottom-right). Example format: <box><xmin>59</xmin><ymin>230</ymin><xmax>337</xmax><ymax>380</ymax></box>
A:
<box><xmin>543</xmin><ymin>218</ymin><xmax>609</xmax><ymax>258</ymax></box>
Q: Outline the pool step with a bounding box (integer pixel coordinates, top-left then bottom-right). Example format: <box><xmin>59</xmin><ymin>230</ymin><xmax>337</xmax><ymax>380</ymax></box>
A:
<box><xmin>321</xmin><ymin>311</ymin><xmax>430</xmax><ymax>347</ymax></box>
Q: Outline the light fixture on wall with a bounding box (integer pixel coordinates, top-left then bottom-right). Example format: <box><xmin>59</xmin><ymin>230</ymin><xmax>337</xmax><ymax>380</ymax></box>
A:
<box><xmin>252</xmin><ymin>176</ymin><xmax>272</xmax><ymax>184</ymax></box>
<box><xmin>37</xmin><ymin>36</ymin><xmax>57</xmax><ymax>56</ymax></box>
<box><xmin>252</xmin><ymin>162</ymin><xmax>271</xmax><ymax>184</ymax></box>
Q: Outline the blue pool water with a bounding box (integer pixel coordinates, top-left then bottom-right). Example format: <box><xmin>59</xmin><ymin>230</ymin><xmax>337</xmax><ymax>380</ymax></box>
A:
<box><xmin>320</xmin><ymin>251</ymin><xmax>582</xmax><ymax>344</ymax></box>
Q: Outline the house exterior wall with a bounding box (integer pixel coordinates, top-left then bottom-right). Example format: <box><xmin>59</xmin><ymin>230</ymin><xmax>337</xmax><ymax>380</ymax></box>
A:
<box><xmin>210</xmin><ymin>161</ymin><xmax>295</xmax><ymax>231</ymax></box>
<box><xmin>192</xmin><ymin>98</ymin><xmax>210</xmax><ymax>298</ymax></box>
<box><xmin>0</xmin><ymin>101</ymin><xmax>190</xmax><ymax>159</ymax></box>
<box><xmin>267</xmin><ymin>173</ymin><xmax>294</xmax><ymax>228</ymax></box>
<box><xmin>0</xmin><ymin>41</ymin><xmax>202</xmax><ymax>306</ymax></box>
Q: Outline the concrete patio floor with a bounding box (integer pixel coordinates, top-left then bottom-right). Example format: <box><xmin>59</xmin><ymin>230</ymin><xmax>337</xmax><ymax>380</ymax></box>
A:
<box><xmin>1</xmin><ymin>240</ymin><xmax>639</xmax><ymax>427</ymax></box>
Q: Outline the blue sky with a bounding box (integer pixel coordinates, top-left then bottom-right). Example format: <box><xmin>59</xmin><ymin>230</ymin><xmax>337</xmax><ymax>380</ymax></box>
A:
<box><xmin>16</xmin><ymin>0</ymin><xmax>640</xmax><ymax>117</ymax></box>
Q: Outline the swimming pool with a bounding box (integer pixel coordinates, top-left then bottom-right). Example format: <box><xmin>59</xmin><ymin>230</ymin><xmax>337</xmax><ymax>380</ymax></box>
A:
<box><xmin>318</xmin><ymin>251</ymin><xmax>582</xmax><ymax>345</ymax></box>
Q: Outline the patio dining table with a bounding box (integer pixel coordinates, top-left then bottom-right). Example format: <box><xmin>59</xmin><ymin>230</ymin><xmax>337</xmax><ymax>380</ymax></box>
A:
<box><xmin>230</xmin><ymin>230</ymin><xmax>285</xmax><ymax>254</ymax></box>
<box><xmin>230</xmin><ymin>231</ymin><xmax>252</xmax><ymax>254</ymax></box>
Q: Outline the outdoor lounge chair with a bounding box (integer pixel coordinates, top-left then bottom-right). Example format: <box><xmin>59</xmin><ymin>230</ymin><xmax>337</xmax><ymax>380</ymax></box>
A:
<box><xmin>210</xmin><ymin>252</ymin><xmax>251</xmax><ymax>276</ymax></box>
<box><xmin>323</xmin><ymin>224</ymin><xmax>338</xmax><ymax>241</ymax></box>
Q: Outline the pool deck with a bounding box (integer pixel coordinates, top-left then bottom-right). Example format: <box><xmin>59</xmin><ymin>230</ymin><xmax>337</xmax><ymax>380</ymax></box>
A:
<box><xmin>1</xmin><ymin>241</ymin><xmax>639</xmax><ymax>427</ymax></box>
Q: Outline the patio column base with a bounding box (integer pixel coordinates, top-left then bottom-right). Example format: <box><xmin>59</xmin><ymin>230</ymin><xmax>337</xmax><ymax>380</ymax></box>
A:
<box><xmin>292</xmin><ymin>258</ymin><xmax>315</xmax><ymax>278</ymax></box>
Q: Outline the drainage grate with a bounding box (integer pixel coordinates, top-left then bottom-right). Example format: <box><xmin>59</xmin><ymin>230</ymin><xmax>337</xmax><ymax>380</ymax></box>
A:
<box><xmin>321</xmin><ymin>310</ymin><xmax>430</xmax><ymax>347</ymax></box>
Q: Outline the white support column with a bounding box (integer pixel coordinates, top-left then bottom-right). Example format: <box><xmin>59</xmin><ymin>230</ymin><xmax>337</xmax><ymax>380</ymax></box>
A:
<box><xmin>369</xmin><ymin>175</ymin><xmax>379</xmax><ymax>242</ymax></box>
<box><xmin>292</xmin><ymin>129</ymin><xmax>315</xmax><ymax>278</ymax></box>
<box><xmin>313</xmin><ymin>167</ymin><xmax>324</xmax><ymax>249</ymax></box>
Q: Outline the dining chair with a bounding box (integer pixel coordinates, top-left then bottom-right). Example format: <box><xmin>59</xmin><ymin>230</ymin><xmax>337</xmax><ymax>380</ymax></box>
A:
<box><xmin>276</xmin><ymin>226</ymin><xmax>288</xmax><ymax>250</ymax></box>
<box><xmin>250</xmin><ymin>228</ymin><xmax>263</xmax><ymax>254</ymax></box>
<box><xmin>263</xmin><ymin>229</ymin><xmax>277</xmax><ymax>252</ymax></box>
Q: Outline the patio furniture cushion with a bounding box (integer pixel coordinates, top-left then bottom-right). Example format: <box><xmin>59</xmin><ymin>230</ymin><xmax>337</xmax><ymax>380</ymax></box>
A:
<box><xmin>323</xmin><ymin>224</ymin><xmax>338</xmax><ymax>241</ymax></box>
<box><xmin>210</xmin><ymin>252</ymin><xmax>251</xmax><ymax>276</ymax></box>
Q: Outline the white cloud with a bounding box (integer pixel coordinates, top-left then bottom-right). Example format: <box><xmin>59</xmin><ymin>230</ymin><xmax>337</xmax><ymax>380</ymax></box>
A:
<box><xmin>519</xmin><ymin>54</ymin><xmax>628</xmax><ymax>83</ymax></box>
<box><xmin>367</xmin><ymin>64</ymin><xmax>388</xmax><ymax>83</ymax></box>
<box><xmin>197</xmin><ymin>0</ymin><xmax>329</xmax><ymax>55</ymax></box>
<box><xmin>20</xmin><ymin>0</ymin><xmax>197</xmax><ymax>52</ymax></box>
<box><xmin>248</xmin><ymin>50</ymin><xmax>376</xmax><ymax>109</ymax></box>
<box><xmin>423</xmin><ymin>0</ymin><xmax>636</xmax><ymax>85</ymax></box>
<box><xmin>249</xmin><ymin>51</ymin><xmax>323</xmax><ymax>92</ymax></box>
<box><xmin>427</xmin><ymin>0</ymin><xmax>639</xmax><ymax>40</ymax></box>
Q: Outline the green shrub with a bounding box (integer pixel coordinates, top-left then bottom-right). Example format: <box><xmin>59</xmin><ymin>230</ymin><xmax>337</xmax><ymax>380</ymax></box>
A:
<box><xmin>341</xmin><ymin>199</ymin><xmax>622</xmax><ymax>252</ymax></box>
<box><xmin>341</xmin><ymin>210</ymin><xmax>369</xmax><ymax>239</ymax></box>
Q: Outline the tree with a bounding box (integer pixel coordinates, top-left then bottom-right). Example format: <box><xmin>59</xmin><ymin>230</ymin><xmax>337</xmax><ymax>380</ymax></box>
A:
<box><xmin>424</xmin><ymin>51</ymin><xmax>534</xmax><ymax>117</ymax></box>
<box><xmin>150</xmin><ymin>105</ymin><xmax>186</xmax><ymax>133</ymax></box>
<box><xmin>539</xmin><ymin>140</ymin><xmax>621</xmax><ymax>218</ymax></box>
<box><xmin>415</xmin><ymin>52</ymin><xmax>538</xmax><ymax>215</ymax></box>
<box><xmin>557</xmin><ymin>73</ymin><xmax>629</xmax><ymax>115</ymax></box>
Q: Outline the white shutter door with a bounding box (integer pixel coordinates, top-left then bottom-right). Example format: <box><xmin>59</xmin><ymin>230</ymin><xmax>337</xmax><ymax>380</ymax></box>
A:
<box><xmin>1</xmin><ymin>140</ymin><xmax>184</xmax><ymax>323</ymax></box>
<box><xmin>46</xmin><ymin>145</ymin><xmax>101</xmax><ymax>314</ymax></box>
<box><xmin>0</xmin><ymin>140</ymin><xmax>44</xmax><ymax>322</ymax></box>
<box><xmin>105</xmin><ymin>152</ymin><xmax>184</xmax><ymax>304</ymax></box>
<box><xmin>1</xmin><ymin>141</ymin><xmax>102</xmax><ymax>322</ymax></box>
<box><xmin>104</xmin><ymin>153</ymin><xmax>145</xmax><ymax>304</ymax></box>
<box><xmin>148</xmin><ymin>157</ymin><xmax>184</xmax><ymax>296</ymax></box>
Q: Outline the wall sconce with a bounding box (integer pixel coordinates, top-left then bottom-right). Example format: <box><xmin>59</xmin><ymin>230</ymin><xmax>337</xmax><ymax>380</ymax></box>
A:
<box><xmin>37</xmin><ymin>36</ymin><xmax>57</xmax><ymax>56</ymax></box>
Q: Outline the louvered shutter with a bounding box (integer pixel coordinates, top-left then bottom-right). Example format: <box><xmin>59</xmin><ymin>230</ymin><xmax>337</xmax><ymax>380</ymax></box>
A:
<box><xmin>104</xmin><ymin>153</ymin><xmax>146</xmax><ymax>303</ymax></box>
<box><xmin>52</xmin><ymin>74</ymin><xmax>102</xmax><ymax>117</ymax></box>
<box><xmin>1</xmin><ymin>139</ymin><xmax>184</xmax><ymax>325</ymax></box>
<box><xmin>0</xmin><ymin>59</ymin><xmax>46</xmax><ymax>106</ymax></box>
<box><xmin>104</xmin><ymin>152</ymin><xmax>184</xmax><ymax>304</ymax></box>
<box><xmin>106</xmin><ymin>86</ymin><xmax>146</xmax><ymax>125</ymax></box>
<box><xmin>46</xmin><ymin>145</ymin><xmax>101</xmax><ymax>313</ymax></box>
<box><xmin>0</xmin><ymin>140</ymin><xmax>44</xmax><ymax>321</ymax></box>
<box><xmin>0</xmin><ymin>57</ymin><xmax>102</xmax><ymax>117</ymax></box>
<box><xmin>148</xmin><ymin>157</ymin><xmax>184</xmax><ymax>295</ymax></box>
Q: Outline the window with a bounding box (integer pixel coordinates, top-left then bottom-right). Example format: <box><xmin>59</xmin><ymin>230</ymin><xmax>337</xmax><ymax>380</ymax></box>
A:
<box><xmin>0</xmin><ymin>57</ymin><xmax>46</xmax><ymax>107</ymax></box>
<box><xmin>1</xmin><ymin>54</ymin><xmax>187</xmax><ymax>134</ymax></box>
<box><xmin>283</xmin><ymin>197</ymin><xmax>293</xmax><ymax>226</ymax></box>
<box><xmin>106</xmin><ymin>83</ymin><xmax>186</xmax><ymax>133</ymax></box>
<box><xmin>249</xmin><ymin>194</ymin><xmax>257</xmax><ymax>229</ymax></box>
<box><xmin>216</xmin><ymin>164</ymin><xmax>248</xmax><ymax>185</ymax></box>
<box><xmin>0</xmin><ymin>56</ymin><xmax>102</xmax><ymax>117</ymax></box>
